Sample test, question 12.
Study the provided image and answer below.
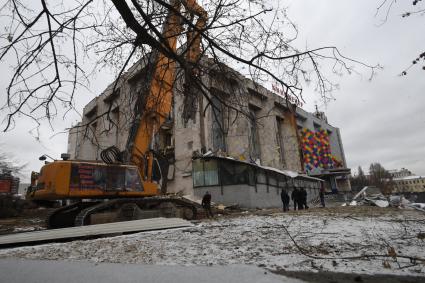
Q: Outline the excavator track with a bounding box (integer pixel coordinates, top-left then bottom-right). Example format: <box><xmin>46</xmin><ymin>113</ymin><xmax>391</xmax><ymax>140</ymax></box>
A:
<box><xmin>46</xmin><ymin>202</ymin><xmax>97</xmax><ymax>229</ymax></box>
<box><xmin>74</xmin><ymin>199</ymin><xmax>121</xmax><ymax>226</ymax></box>
<box><xmin>46</xmin><ymin>197</ymin><xmax>198</xmax><ymax>228</ymax></box>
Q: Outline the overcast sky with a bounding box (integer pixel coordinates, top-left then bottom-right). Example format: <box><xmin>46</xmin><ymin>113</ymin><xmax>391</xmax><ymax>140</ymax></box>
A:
<box><xmin>1</xmin><ymin>0</ymin><xmax>424</xmax><ymax>181</ymax></box>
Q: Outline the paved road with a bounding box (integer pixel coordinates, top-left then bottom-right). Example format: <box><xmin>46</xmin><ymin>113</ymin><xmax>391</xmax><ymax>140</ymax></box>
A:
<box><xmin>0</xmin><ymin>258</ymin><xmax>306</xmax><ymax>283</ymax></box>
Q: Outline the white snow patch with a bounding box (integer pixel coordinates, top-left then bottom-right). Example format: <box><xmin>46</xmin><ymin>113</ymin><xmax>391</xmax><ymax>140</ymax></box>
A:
<box><xmin>0</xmin><ymin>213</ymin><xmax>424</xmax><ymax>276</ymax></box>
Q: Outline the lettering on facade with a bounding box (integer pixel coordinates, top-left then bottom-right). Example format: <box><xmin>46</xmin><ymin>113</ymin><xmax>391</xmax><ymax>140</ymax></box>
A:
<box><xmin>271</xmin><ymin>83</ymin><xmax>303</xmax><ymax>108</ymax></box>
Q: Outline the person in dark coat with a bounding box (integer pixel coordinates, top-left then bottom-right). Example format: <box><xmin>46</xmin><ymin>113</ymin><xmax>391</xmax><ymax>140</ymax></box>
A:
<box><xmin>319</xmin><ymin>187</ymin><xmax>326</xmax><ymax>208</ymax></box>
<box><xmin>280</xmin><ymin>190</ymin><xmax>290</xmax><ymax>212</ymax></box>
<box><xmin>202</xmin><ymin>191</ymin><xmax>213</xmax><ymax>218</ymax></box>
<box><xmin>291</xmin><ymin>188</ymin><xmax>299</xmax><ymax>210</ymax></box>
<box><xmin>300</xmin><ymin>187</ymin><xmax>308</xmax><ymax>209</ymax></box>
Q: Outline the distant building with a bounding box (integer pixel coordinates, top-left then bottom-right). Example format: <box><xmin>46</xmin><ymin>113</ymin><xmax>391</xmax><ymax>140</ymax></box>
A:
<box><xmin>0</xmin><ymin>170</ymin><xmax>19</xmax><ymax>195</ymax></box>
<box><xmin>67</xmin><ymin>57</ymin><xmax>350</xmax><ymax>208</ymax></box>
<box><xmin>393</xmin><ymin>175</ymin><xmax>425</xmax><ymax>193</ymax></box>
<box><xmin>388</xmin><ymin>168</ymin><xmax>413</xmax><ymax>179</ymax></box>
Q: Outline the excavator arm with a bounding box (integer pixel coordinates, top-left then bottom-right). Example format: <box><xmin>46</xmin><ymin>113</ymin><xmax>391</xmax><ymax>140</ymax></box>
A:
<box><xmin>27</xmin><ymin>0</ymin><xmax>207</xmax><ymax>201</ymax></box>
<box><xmin>24</xmin><ymin>1</ymin><xmax>208</xmax><ymax>227</ymax></box>
<box><xmin>127</xmin><ymin>0</ymin><xmax>207</xmax><ymax>192</ymax></box>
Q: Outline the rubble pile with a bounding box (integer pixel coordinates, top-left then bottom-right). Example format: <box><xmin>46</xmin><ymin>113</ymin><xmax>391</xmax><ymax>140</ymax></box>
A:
<box><xmin>342</xmin><ymin>186</ymin><xmax>425</xmax><ymax>212</ymax></box>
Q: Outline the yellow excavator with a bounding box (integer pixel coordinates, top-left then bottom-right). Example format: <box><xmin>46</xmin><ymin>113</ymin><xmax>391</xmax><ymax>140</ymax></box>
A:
<box><xmin>26</xmin><ymin>0</ymin><xmax>207</xmax><ymax>229</ymax></box>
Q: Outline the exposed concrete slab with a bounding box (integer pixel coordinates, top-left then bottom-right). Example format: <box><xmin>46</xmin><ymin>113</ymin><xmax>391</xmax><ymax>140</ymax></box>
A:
<box><xmin>0</xmin><ymin>218</ymin><xmax>192</xmax><ymax>247</ymax></box>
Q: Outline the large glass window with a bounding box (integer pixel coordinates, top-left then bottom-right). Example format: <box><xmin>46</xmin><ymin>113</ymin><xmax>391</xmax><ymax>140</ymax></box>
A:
<box><xmin>268</xmin><ymin>174</ymin><xmax>277</xmax><ymax>186</ymax></box>
<box><xmin>278</xmin><ymin>175</ymin><xmax>287</xmax><ymax>188</ymax></box>
<box><xmin>193</xmin><ymin>159</ymin><xmax>256</xmax><ymax>187</ymax></box>
<box><xmin>257</xmin><ymin>170</ymin><xmax>266</xmax><ymax>183</ymax></box>
<box><xmin>220</xmin><ymin>161</ymin><xmax>254</xmax><ymax>186</ymax></box>
<box><xmin>204</xmin><ymin>160</ymin><xmax>219</xmax><ymax>186</ymax></box>
<box><xmin>193</xmin><ymin>159</ymin><xmax>219</xmax><ymax>187</ymax></box>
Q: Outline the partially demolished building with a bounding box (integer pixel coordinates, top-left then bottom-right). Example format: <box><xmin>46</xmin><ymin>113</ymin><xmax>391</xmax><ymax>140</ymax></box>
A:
<box><xmin>393</xmin><ymin>175</ymin><xmax>425</xmax><ymax>193</ymax></box>
<box><xmin>67</xmin><ymin>58</ymin><xmax>350</xmax><ymax>208</ymax></box>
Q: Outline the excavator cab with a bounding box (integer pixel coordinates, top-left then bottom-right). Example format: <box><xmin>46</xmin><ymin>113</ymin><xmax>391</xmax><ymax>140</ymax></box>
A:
<box><xmin>26</xmin><ymin>160</ymin><xmax>157</xmax><ymax>201</ymax></box>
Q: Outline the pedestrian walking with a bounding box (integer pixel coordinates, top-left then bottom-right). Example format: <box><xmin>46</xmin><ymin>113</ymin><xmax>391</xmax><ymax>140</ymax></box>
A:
<box><xmin>319</xmin><ymin>187</ymin><xmax>326</xmax><ymax>208</ymax></box>
<box><xmin>280</xmin><ymin>189</ymin><xmax>290</xmax><ymax>212</ymax></box>
<box><xmin>202</xmin><ymin>191</ymin><xmax>214</xmax><ymax>218</ymax></box>
<box><xmin>300</xmin><ymin>187</ymin><xmax>308</xmax><ymax>209</ymax></box>
<box><xmin>291</xmin><ymin>187</ymin><xmax>299</xmax><ymax>210</ymax></box>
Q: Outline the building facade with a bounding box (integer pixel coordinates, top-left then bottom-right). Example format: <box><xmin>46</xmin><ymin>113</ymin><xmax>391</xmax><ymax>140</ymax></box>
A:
<box><xmin>389</xmin><ymin>168</ymin><xmax>413</xmax><ymax>179</ymax></box>
<box><xmin>393</xmin><ymin>175</ymin><xmax>425</xmax><ymax>193</ymax></box>
<box><xmin>67</xmin><ymin>58</ymin><xmax>350</xmax><ymax>207</ymax></box>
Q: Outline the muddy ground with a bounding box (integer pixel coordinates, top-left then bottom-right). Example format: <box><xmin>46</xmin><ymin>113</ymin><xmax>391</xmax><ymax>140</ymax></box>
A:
<box><xmin>273</xmin><ymin>269</ymin><xmax>423</xmax><ymax>283</ymax></box>
<box><xmin>0</xmin><ymin>208</ymin><xmax>50</xmax><ymax>235</ymax></box>
<box><xmin>1</xmin><ymin>204</ymin><xmax>424</xmax><ymax>282</ymax></box>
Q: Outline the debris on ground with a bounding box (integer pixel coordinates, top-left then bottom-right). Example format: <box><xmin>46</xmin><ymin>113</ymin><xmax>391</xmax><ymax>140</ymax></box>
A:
<box><xmin>0</xmin><ymin>209</ymin><xmax>48</xmax><ymax>235</ymax></box>
<box><xmin>342</xmin><ymin>187</ymin><xmax>425</xmax><ymax>212</ymax></box>
<box><xmin>0</xmin><ymin>206</ymin><xmax>424</xmax><ymax>277</ymax></box>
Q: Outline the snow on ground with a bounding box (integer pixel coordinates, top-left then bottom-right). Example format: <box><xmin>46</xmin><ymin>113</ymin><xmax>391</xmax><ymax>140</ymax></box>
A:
<box><xmin>0</xmin><ymin>208</ymin><xmax>424</xmax><ymax>277</ymax></box>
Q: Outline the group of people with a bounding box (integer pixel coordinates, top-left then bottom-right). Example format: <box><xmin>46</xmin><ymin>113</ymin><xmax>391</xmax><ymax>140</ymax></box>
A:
<box><xmin>203</xmin><ymin>186</ymin><xmax>325</xmax><ymax>216</ymax></box>
<box><xmin>280</xmin><ymin>187</ymin><xmax>309</xmax><ymax>212</ymax></box>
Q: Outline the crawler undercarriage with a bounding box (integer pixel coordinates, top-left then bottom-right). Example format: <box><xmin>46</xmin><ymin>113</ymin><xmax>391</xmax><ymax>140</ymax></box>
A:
<box><xmin>47</xmin><ymin>197</ymin><xmax>198</xmax><ymax>229</ymax></box>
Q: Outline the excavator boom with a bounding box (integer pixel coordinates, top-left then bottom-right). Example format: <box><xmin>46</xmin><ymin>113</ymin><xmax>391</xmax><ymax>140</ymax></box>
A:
<box><xmin>27</xmin><ymin>0</ymin><xmax>208</xmax><ymax>227</ymax></box>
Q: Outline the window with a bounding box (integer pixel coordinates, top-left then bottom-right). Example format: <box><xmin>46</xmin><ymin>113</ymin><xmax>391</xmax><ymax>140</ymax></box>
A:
<box><xmin>103</xmin><ymin>88</ymin><xmax>120</xmax><ymax>104</ymax></box>
<box><xmin>193</xmin><ymin>159</ymin><xmax>255</xmax><ymax>187</ymax></box>
<box><xmin>220</xmin><ymin>161</ymin><xmax>254</xmax><ymax>186</ymax></box>
<box><xmin>264</xmin><ymin>173</ymin><xmax>277</xmax><ymax>187</ymax></box>
<box><xmin>211</xmin><ymin>96</ymin><xmax>226</xmax><ymax>151</ymax></box>
<box><xmin>248</xmin><ymin>88</ymin><xmax>267</xmax><ymax>101</ymax></box>
<box><xmin>165</xmin><ymin>133</ymin><xmax>172</xmax><ymax>147</ymax></box>
<box><xmin>193</xmin><ymin>159</ymin><xmax>219</xmax><ymax>187</ymax></box>
<box><xmin>111</xmin><ymin>107</ymin><xmax>120</xmax><ymax>144</ymax></box>
<box><xmin>85</xmin><ymin>106</ymin><xmax>97</xmax><ymax>118</ymax></box>
<box><xmin>275</xmin><ymin>117</ymin><xmax>286</xmax><ymax>166</ymax></box>
<box><xmin>257</xmin><ymin>170</ymin><xmax>266</xmax><ymax>183</ymax></box>
<box><xmin>278</xmin><ymin>175</ymin><xmax>287</xmax><ymax>188</ymax></box>
<box><xmin>248</xmin><ymin>105</ymin><xmax>261</xmax><ymax>160</ymax></box>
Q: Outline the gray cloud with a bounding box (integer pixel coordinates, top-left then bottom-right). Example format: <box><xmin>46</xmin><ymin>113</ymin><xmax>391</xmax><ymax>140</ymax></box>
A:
<box><xmin>289</xmin><ymin>0</ymin><xmax>425</xmax><ymax>175</ymax></box>
<box><xmin>1</xmin><ymin>0</ymin><xmax>424</xmax><ymax>181</ymax></box>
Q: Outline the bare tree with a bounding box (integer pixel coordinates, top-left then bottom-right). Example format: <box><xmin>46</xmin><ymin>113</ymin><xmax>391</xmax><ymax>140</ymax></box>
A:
<box><xmin>376</xmin><ymin>0</ymin><xmax>425</xmax><ymax>75</ymax></box>
<box><xmin>350</xmin><ymin>165</ymin><xmax>369</xmax><ymax>190</ymax></box>
<box><xmin>0</xmin><ymin>150</ymin><xmax>25</xmax><ymax>174</ymax></box>
<box><xmin>369</xmin><ymin>162</ymin><xmax>394</xmax><ymax>195</ymax></box>
<box><xmin>0</xmin><ymin>0</ymin><xmax>378</xmax><ymax>134</ymax></box>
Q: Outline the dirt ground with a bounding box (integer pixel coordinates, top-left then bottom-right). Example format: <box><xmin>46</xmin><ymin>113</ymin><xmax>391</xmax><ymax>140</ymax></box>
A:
<box><xmin>0</xmin><ymin>204</ymin><xmax>421</xmax><ymax>235</ymax></box>
<box><xmin>273</xmin><ymin>269</ymin><xmax>423</xmax><ymax>283</ymax></box>
<box><xmin>0</xmin><ymin>203</ymin><xmax>424</xmax><ymax>281</ymax></box>
<box><xmin>222</xmin><ymin>203</ymin><xmax>422</xmax><ymax>219</ymax></box>
<box><xmin>0</xmin><ymin>208</ymin><xmax>50</xmax><ymax>235</ymax></box>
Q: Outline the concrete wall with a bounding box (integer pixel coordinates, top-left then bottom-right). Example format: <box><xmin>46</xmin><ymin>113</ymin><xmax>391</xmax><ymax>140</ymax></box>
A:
<box><xmin>67</xmin><ymin>58</ymin><xmax>349</xmax><ymax>201</ymax></box>
<box><xmin>67</xmin><ymin>123</ymin><xmax>80</xmax><ymax>159</ymax></box>
<box><xmin>168</xmin><ymin>76</ymin><xmax>202</xmax><ymax>194</ymax></box>
<box><xmin>194</xmin><ymin>185</ymin><xmax>282</xmax><ymax>209</ymax></box>
<box><xmin>194</xmin><ymin>184</ymin><xmax>319</xmax><ymax>209</ymax></box>
<box><xmin>296</xmin><ymin>107</ymin><xmax>347</xmax><ymax>171</ymax></box>
<box><xmin>280</xmin><ymin>111</ymin><xmax>303</xmax><ymax>172</ymax></box>
<box><xmin>336</xmin><ymin>178</ymin><xmax>351</xmax><ymax>192</ymax></box>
